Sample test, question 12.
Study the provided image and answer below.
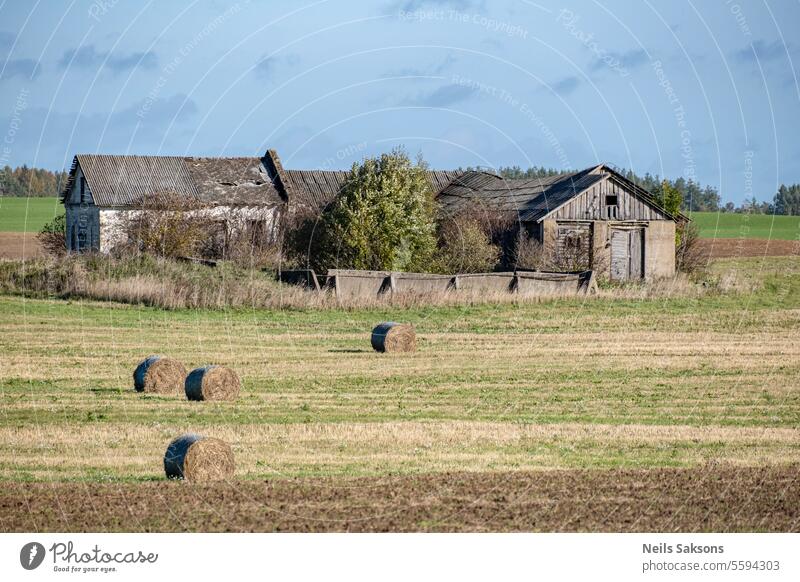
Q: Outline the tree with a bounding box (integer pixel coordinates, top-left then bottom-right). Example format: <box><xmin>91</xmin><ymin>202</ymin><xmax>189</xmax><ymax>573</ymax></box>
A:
<box><xmin>774</xmin><ymin>184</ymin><xmax>800</xmax><ymax>215</ymax></box>
<box><xmin>314</xmin><ymin>149</ymin><xmax>438</xmax><ymax>272</ymax></box>
<box><xmin>659</xmin><ymin>179</ymin><xmax>683</xmax><ymax>217</ymax></box>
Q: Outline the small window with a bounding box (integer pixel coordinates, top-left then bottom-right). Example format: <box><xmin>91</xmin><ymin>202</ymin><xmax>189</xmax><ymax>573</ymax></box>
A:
<box><xmin>80</xmin><ymin>177</ymin><xmax>87</xmax><ymax>203</ymax></box>
<box><xmin>605</xmin><ymin>194</ymin><xmax>618</xmax><ymax>206</ymax></box>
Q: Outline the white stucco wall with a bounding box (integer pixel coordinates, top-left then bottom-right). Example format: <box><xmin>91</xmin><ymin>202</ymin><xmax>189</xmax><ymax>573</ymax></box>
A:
<box><xmin>96</xmin><ymin>205</ymin><xmax>281</xmax><ymax>253</ymax></box>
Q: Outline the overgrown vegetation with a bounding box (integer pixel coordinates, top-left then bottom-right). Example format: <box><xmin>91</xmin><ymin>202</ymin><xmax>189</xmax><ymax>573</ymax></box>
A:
<box><xmin>435</xmin><ymin>213</ymin><xmax>501</xmax><ymax>273</ymax></box>
<box><xmin>117</xmin><ymin>199</ymin><xmax>280</xmax><ymax>269</ymax></box>
<box><xmin>287</xmin><ymin>149</ymin><xmax>438</xmax><ymax>273</ymax></box>
<box><xmin>37</xmin><ymin>213</ymin><xmax>66</xmax><ymax>257</ymax></box>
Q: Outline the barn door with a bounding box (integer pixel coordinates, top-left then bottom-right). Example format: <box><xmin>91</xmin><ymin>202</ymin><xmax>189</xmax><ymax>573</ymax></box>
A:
<box><xmin>610</xmin><ymin>229</ymin><xmax>628</xmax><ymax>281</ymax></box>
<box><xmin>610</xmin><ymin>228</ymin><xmax>644</xmax><ymax>281</ymax></box>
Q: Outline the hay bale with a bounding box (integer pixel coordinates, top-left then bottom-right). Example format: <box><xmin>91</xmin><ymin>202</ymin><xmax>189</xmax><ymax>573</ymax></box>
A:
<box><xmin>163</xmin><ymin>434</ymin><xmax>234</xmax><ymax>481</ymax></box>
<box><xmin>184</xmin><ymin>366</ymin><xmax>240</xmax><ymax>401</ymax></box>
<box><xmin>371</xmin><ymin>322</ymin><xmax>416</xmax><ymax>353</ymax></box>
<box><xmin>133</xmin><ymin>356</ymin><xmax>187</xmax><ymax>395</ymax></box>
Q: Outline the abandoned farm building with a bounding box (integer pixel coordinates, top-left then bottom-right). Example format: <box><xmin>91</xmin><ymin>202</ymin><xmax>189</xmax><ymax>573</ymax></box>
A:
<box><xmin>62</xmin><ymin>151</ymin><xmax>680</xmax><ymax>280</ymax></box>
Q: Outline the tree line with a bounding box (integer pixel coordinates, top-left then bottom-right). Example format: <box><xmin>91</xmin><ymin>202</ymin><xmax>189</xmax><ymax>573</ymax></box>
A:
<box><xmin>1</xmin><ymin>165</ymin><xmax>68</xmax><ymax>198</ymax></box>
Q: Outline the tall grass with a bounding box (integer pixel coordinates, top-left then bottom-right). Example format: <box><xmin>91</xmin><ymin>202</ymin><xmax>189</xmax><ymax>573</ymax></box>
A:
<box><xmin>0</xmin><ymin>254</ymin><xmax>733</xmax><ymax>311</ymax></box>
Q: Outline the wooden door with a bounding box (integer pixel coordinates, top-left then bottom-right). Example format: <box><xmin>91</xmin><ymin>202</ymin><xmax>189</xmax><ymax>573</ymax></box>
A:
<box><xmin>610</xmin><ymin>229</ymin><xmax>628</xmax><ymax>281</ymax></box>
<box><xmin>610</xmin><ymin>228</ymin><xmax>644</xmax><ymax>281</ymax></box>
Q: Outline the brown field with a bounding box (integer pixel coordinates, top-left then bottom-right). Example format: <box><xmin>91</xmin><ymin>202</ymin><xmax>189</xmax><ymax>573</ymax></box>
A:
<box><xmin>1</xmin><ymin>466</ymin><xmax>797</xmax><ymax>532</ymax></box>
<box><xmin>0</xmin><ymin>232</ymin><xmax>45</xmax><ymax>260</ymax></box>
<box><xmin>698</xmin><ymin>237</ymin><xmax>799</xmax><ymax>258</ymax></box>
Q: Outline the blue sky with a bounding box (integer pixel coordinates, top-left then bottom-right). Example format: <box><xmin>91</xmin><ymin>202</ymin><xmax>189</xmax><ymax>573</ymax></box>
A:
<box><xmin>1</xmin><ymin>0</ymin><xmax>798</xmax><ymax>203</ymax></box>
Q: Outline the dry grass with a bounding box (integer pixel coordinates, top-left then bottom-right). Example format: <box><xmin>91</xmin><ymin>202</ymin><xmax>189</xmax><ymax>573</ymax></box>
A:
<box><xmin>0</xmin><ymin>256</ymin><xmax>797</xmax><ymax>480</ymax></box>
<box><xmin>0</xmin><ymin>255</ymin><xmax>797</xmax><ymax>531</ymax></box>
<box><xmin>0</xmin><ymin>257</ymin><xmax>798</xmax><ymax>484</ymax></box>
<box><xmin>1</xmin><ymin>421</ymin><xmax>798</xmax><ymax>481</ymax></box>
<box><xmin>0</xmin><ymin>253</ymin><xmax>759</xmax><ymax>311</ymax></box>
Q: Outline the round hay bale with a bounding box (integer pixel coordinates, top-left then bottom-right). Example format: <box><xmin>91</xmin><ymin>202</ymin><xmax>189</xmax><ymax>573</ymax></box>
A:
<box><xmin>133</xmin><ymin>356</ymin><xmax>187</xmax><ymax>395</ymax></box>
<box><xmin>163</xmin><ymin>434</ymin><xmax>235</xmax><ymax>481</ymax></box>
<box><xmin>184</xmin><ymin>366</ymin><xmax>240</xmax><ymax>401</ymax></box>
<box><xmin>371</xmin><ymin>322</ymin><xmax>416</xmax><ymax>353</ymax></box>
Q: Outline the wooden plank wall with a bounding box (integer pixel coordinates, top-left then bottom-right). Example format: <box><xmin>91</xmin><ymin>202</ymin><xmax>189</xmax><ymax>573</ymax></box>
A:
<box><xmin>552</xmin><ymin>178</ymin><xmax>669</xmax><ymax>221</ymax></box>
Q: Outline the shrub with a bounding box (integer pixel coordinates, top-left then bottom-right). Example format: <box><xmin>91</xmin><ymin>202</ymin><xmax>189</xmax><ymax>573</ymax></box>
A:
<box><xmin>37</xmin><ymin>214</ymin><xmax>66</xmax><ymax>257</ymax></box>
<box><xmin>513</xmin><ymin>233</ymin><xmax>546</xmax><ymax>270</ymax></box>
<box><xmin>436</xmin><ymin>214</ymin><xmax>501</xmax><ymax>273</ymax></box>
<box><xmin>119</xmin><ymin>198</ymin><xmax>213</xmax><ymax>259</ymax></box>
<box><xmin>676</xmin><ymin>221</ymin><xmax>707</xmax><ymax>275</ymax></box>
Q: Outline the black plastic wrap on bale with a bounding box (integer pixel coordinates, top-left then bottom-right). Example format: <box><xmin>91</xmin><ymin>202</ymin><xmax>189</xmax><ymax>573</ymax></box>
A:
<box><xmin>371</xmin><ymin>322</ymin><xmax>416</xmax><ymax>353</ymax></box>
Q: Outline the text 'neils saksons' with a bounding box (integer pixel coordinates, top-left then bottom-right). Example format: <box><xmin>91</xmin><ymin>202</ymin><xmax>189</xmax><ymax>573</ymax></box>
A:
<box><xmin>643</xmin><ymin>543</ymin><xmax>724</xmax><ymax>554</ymax></box>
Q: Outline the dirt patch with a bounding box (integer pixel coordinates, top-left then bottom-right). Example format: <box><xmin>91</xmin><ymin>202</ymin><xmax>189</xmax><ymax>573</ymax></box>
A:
<box><xmin>0</xmin><ymin>232</ymin><xmax>46</xmax><ymax>260</ymax></box>
<box><xmin>1</xmin><ymin>465</ymin><xmax>797</xmax><ymax>532</ymax></box>
<box><xmin>699</xmin><ymin>238</ymin><xmax>799</xmax><ymax>259</ymax></box>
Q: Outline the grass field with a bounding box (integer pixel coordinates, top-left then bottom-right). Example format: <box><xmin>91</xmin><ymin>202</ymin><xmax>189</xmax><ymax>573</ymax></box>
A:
<box><xmin>0</xmin><ymin>256</ymin><xmax>799</xmax><ymax>531</ymax></box>
<box><xmin>691</xmin><ymin>211</ymin><xmax>800</xmax><ymax>240</ymax></box>
<box><xmin>0</xmin><ymin>196</ymin><xmax>62</xmax><ymax>232</ymax></box>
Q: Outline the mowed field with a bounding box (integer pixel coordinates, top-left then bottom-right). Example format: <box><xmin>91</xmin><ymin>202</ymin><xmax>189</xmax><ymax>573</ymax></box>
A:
<box><xmin>1</xmin><ymin>256</ymin><xmax>799</xmax><ymax>531</ymax></box>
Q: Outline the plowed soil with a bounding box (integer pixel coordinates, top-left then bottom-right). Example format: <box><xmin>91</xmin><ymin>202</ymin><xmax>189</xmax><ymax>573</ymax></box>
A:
<box><xmin>2</xmin><ymin>466</ymin><xmax>797</xmax><ymax>532</ymax></box>
<box><xmin>698</xmin><ymin>238</ymin><xmax>798</xmax><ymax>258</ymax></box>
<box><xmin>0</xmin><ymin>232</ymin><xmax>45</xmax><ymax>259</ymax></box>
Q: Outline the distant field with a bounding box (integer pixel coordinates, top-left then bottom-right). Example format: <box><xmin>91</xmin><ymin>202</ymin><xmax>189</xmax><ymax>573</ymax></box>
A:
<box><xmin>691</xmin><ymin>211</ymin><xmax>800</xmax><ymax>240</ymax></box>
<box><xmin>0</xmin><ymin>196</ymin><xmax>62</xmax><ymax>232</ymax></box>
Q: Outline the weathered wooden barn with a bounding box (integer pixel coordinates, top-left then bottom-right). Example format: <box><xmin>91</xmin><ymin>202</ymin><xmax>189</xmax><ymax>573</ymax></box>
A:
<box><xmin>62</xmin><ymin>152</ymin><xmax>679</xmax><ymax>280</ymax></box>
<box><xmin>437</xmin><ymin>164</ymin><xmax>681</xmax><ymax>280</ymax></box>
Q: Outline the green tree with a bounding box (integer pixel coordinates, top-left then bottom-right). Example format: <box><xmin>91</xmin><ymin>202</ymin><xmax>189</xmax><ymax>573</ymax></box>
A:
<box><xmin>659</xmin><ymin>179</ymin><xmax>683</xmax><ymax>216</ymax></box>
<box><xmin>774</xmin><ymin>184</ymin><xmax>800</xmax><ymax>215</ymax></box>
<box><xmin>315</xmin><ymin>149</ymin><xmax>438</xmax><ymax>272</ymax></box>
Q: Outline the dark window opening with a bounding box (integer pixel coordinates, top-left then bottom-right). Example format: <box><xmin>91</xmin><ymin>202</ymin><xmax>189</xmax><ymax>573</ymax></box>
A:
<box><xmin>80</xmin><ymin>177</ymin><xmax>87</xmax><ymax>203</ymax></box>
<box><xmin>605</xmin><ymin>194</ymin><xmax>619</xmax><ymax>219</ymax></box>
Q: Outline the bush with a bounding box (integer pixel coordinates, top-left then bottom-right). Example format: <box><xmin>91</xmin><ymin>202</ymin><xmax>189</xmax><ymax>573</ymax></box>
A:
<box><xmin>119</xmin><ymin>198</ymin><xmax>212</xmax><ymax>259</ymax></box>
<box><xmin>676</xmin><ymin>221</ymin><xmax>706</xmax><ymax>275</ymax></box>
<box><xmin>436</xmin><ymin>215</ymin><xmax>501</xmax><ymax>273</ymax></box>
<box><xmin>513</xmin><ymin>233</ymin><xmax>546</xmax><ymax>270</ymax></box>
<box><xmin>37</xmin><ymin>214</ymin><xmax>66</xmax><ymax>257</ymax></box>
